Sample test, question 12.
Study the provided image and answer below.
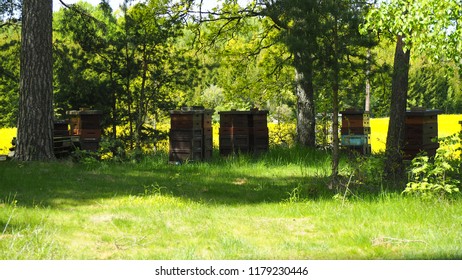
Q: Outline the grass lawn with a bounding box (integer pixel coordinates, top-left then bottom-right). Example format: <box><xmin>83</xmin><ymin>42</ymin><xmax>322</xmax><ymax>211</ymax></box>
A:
<box><xmin>1</xmin><ymin>147</ymin><xmax>461</xmax><ymax>260</ymax></box>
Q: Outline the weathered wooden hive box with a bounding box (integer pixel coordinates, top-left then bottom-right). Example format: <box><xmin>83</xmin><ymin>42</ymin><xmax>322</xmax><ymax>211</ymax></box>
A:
<box><xmin>403</xmin><ymin>109</ymin><xmax>441</xmax><ymax>159</ymax></box>
<box><xmin>169</xmin><ymin>107</ymin><xmax>213</xmax><ymax>163</ymax></box>
<box><xmin>53</xmin><ymin>120</ymin><xmax>72</xmax><ymax>156</ymax></box>
<box><xmin>340</xmin><ymin>109</ymin><xmax>371</xmax><ymax>155</ymax></box>
<box><xmin>218</xmin><ymin>109</ymin><xmax>269</xmax><ymax>156</ymax></box>
<box><xmin>67</xmin><ymin>109</ymin><xmax>103</xmax><ymax>151</ymax></box>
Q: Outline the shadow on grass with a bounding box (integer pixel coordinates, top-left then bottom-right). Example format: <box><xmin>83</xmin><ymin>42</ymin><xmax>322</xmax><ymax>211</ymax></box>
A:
<box><xmin>0</xmin><ymin>148</ymin><xmax>337</xmax><ymax>208</ymax></box>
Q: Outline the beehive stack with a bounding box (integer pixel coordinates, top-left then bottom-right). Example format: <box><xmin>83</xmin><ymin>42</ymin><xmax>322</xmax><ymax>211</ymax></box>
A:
<box><xmin>219</xmin><ymin>111</ymin><xmax>251</xmax><ymax>156</ymax></box>
<box><xmin>53</xmin><ymin>120</ymin><xmax>72</xmax><ymax>156</ymax></box>
<box><xmin>203</xmin><ymin>110</ymin><xmax>214</xmax><ymax>160</ymax></box>
<box><xmin>403</xmin><ymin>109</ymin><xmax>441</xmax><ymax>159</ymax></box>
<box><xmin>218</xmin><ymin>110</ymin><xmax>269</xmax><ymax>156</ymax></box>
<box><xmin>340</xmin><ymin>109</ymin><xmax>371</xmax><ymax>155</ymax></box>
<box><xmin>67</xmin><ymin>109</ymin><xmax>103</xmax><ymax>151</ymax></box>
<box><xmin>169</xmin><ymin>107</ymin><xmax>213</xmax><ymax>163</ymax></box>
<box><xmin>250</xmin><ymin>110</ymin><xmax>269</xmax><ymax>154</ymax></box>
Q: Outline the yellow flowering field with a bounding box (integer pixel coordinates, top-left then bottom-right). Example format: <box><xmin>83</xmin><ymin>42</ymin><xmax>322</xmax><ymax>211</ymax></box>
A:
<box><xmin>370</xmin><ymin>114</ymin><xmax>462</xmax><ymax>153</ymax></box>
<box><xmin>370</xmin><ymin>117</ymin><xmax>389</xmax><ymax>153</ymax></box>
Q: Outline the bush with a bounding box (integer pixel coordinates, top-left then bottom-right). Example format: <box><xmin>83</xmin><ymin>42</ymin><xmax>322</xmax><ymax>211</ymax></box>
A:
<box><xmin>404</xmin><ymin>133</ymin><xmax>461</xmax><ymax>199</ymax></box>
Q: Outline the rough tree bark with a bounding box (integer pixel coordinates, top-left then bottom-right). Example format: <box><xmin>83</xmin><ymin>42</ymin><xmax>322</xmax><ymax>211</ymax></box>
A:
<box><xmin>384</xmin><ymin>35</ymin><xmax>410</xmax><ymax>179</ymax></box>
<box><xmin>15</xmin><ymin>0</ymin><xmax>54</xmax><ymax>161</ymax></box>
<box><xmin>294</xmin><ymin>53</ymin><xmax>316</xmax><ymax>148</ymax></box>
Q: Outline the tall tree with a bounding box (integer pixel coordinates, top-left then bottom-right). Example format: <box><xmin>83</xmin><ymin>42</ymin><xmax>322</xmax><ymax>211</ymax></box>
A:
<box><xmin>191</xmin><ymin>0</ymin><xmax>319</xmax><ymax>147</ymax></box>
<box><xmin>316</xmin><ymin>0</ymin><xmax>373</xmax><ymax>183</ymax></box>
<box><xmin>261</xmin><ymin>0</ymin><xmax>320</xmax><ymax>147</ymax></box>
<box><xmin>385</xmin><ymin>35</ymin><xmax>410</xmax><ymax>178</ymax></box>
<box><xmin>15</xmin><ymin>0</ymin><xmax>54</xmax><ymax>161</ymax></box>
<box><xmin>363</xmin><ymin>0</ymin><xmax>462</xmax><ymax>179</ymax></box>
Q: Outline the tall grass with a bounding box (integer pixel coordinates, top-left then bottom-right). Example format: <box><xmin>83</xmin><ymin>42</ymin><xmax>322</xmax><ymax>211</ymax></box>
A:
<box><xmin>1</xmin><ymin>148</ymin><xmax>461</xmax><ymax>259</ymax></box>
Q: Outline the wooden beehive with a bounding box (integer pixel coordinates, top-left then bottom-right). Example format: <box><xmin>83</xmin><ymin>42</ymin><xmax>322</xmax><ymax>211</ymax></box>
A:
<box><xmin>219</xmin><ymin>111</ymin><xmax>251</xmax><ymax>155</ymax></box>
<box><xmin>218</xmin><ymin>110</ymin><xmax>269</xmax><ymax>156</ymax></box>
<box><xmin>340</xmin><ymin>109</ymin><xmax>371</xmax><ymax>155</ymax></box>
<box><xmin>53</xmin><ymin>120</ymin><xmax>72</xmax><ymax>157</ymax></box>
<box><xmin>169</xmin><ymin>107</ymin><xmax>214</xmax><ymax>163</ymax></box>
<box><xmin>202</xmin><ymin>110</ymin><xmax>214</xmax><ymax>160</ymax></box>
<box><xmin>66</xmin><ymin>109</ymin><xmax>103</xmax><ymax>151</ymax></box>
<box><xmin>250</xmin><ymin>110</ymin><xmax>269</xmax><ymax>154</ymax></box>
<box><xmin>403</xmin><ymin>109</ymin><xmax>441</xmax><ymax>159</ymax></box>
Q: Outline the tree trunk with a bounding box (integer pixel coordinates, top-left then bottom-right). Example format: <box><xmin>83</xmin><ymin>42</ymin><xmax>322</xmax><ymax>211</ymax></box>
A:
<box><xmin>331</xmin><ymin>69</ymin><xmax>340</xmax><ymax>186</ymax></box>
<box><xmin>294</xmin><ymin>53</ymin><xmax>316</xmax><ymax>148</ymax></box>
<box><xmin>384</xmin><ymin>35</ymin><xmax>410</xmax><ymax>180</ymax></box>
<box><xmin>365</xmin><ymin>49</ymin><xmax>371</xmax><ymax>112</ymax></box>
<box><xmin>110</xmin><ymin>69</ymin><xmax>118</xmax><ymax>139</ymax></box>
<box><xmin>330</xmin><ymin>15</ymin><xmax>340</xmax><ymax>188</ymax></box>
<box><xmin>15</xmin><ymin>0</ymin><xmax>54</xmax><ymax>161</ymax></box>
<box><xmin>135</xmin><ymin>43</ymin><xmax>149</xmax><ymax>149</ymax></box>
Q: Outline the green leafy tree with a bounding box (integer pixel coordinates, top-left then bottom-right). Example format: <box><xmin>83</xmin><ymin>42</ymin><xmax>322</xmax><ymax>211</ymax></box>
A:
<box><xmin>0</xmin><ymin>24</ymin><xmax>20</xmax><ymax>127</ymax></box>
<box><xmin>363</xmin><ymin>0</ymin><xmax>462</xmax><ymax>180</ymax></box>
<box><xmin>188</xmin><ymin>14</ymin><xmax>295</xmax><ymax>122</ymax></box>
<box><xmin>55</xmin><ymin>0</ymin><xmax>195</xmax><ymax>150</ymax></box>
<box><xmin>0</xmin><ymin>0</ymin><xmax>21</xmax><ymax>127</ymax></box>
<box><xmin>55</xmin><ymin>1</ymin><xmax>124</xmax><ymax>136</ymax></box>
<box><xmin>315</xmin><ymin>0</ymin><xmax>374</xmax><ymax>183</ymax></box>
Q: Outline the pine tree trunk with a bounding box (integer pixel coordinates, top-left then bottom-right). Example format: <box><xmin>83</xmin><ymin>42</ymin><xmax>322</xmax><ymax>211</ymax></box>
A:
<box><xmin>294</xmin><ymin>53</ymin><xmax>316</xmax><ymax>148</ymax></box>
<box><xmin>384</xmin><ymin>35</ymin><xmax>410</xmax><ymax>180</ymax></box>
<box><xmin>331</xmin><ymin>69</ymin><xmax>340</xmax><ymax>186</ymax></box>
<box><xmin>330</xmin><ymin>16</ymin><xmax>340</xmax><ymax>188</ymax></box>
<box><xmin>15</xmin><ymin>0</ymin><xmax>54</xmax><ymax>161</ymax></box>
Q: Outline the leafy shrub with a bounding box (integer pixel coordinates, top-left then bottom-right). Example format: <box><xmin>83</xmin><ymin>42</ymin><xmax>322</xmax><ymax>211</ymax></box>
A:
<box><xmin>404</xmin><ymin>133</ymin><xmax>461</xmax><ymax>199</ymax></box>
<box><xmin>268</xmin><ymin>122</ymin><xmax>296</xmax><ymax>147</ymax></box>
<box><xmin>340</xmin><ymin>152</ymin><xmax>386</xmax><ymax>196</ymax></box>
<box><xmin>98</xmin><ymin>138</ymin><xmax>128</xmax><ymax>162</ymax></box>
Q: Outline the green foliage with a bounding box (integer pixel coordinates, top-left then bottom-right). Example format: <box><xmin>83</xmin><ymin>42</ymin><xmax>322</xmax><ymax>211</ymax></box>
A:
<box><xmin>408</xmin><ymin>59</ymin><xmax>462</xmax><ymax>113</ymax></box>
<box><xmin>52</xmin><ymin>0</ymin><xmax>196</xmax><ymax>147</ymax></box>
<box><xmin>404</xmin><ymin>134</ymin><xmax>461</xmax><ymax>199</ymax></box>
<box><xmin>363</xmin><ymin>0</ymin><xmax>462</xmax><ymax>67</ymax></box>
<box><xmin>342</xmin><ymin>152</ymin><xmax>387</xmax><ymax>194</ymax></box>
<box><xmin>0</xmin><ymin>24</ymin><xmax>20</xmax><ymax>127</ymax></box>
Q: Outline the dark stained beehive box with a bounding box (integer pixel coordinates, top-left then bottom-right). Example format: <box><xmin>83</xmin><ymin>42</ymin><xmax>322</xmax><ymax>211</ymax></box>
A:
<box><xmin>218</xmin><ymin>111</ymin><xmax>251</xmax><ymax>155</ymax></box>
<box><xmin>340</xmin><ymin>109</ymin><xmax>371</xmax><ymax>155</ymax></box>
<box><xmin>169</xmin><ymin>107</ymin><xmax>214</xmax><ymax>163</ymax></box>
<box><xmin>66</xmin><ymin>109</ymin><xmax>103</xmax><ymax>151</ymax></box>
<box><xmin>250</xmin><ymin>110</ymin><xmax>269</xmax><ymax>154</ymax></box>
<box><xmin>52</xmin><ymin>120</ymin><xmax>72</xmax><ymax>157</ymax></box>
<box><xmin>53</xmin><ymin>120</ymin><xmax>70</xmax><ymax>137</ymax></box>
<box><xmin>218</xmin><ymin>110</ymin><xmax>269</xmax><ymax>156</ymax></box>
<box><xmin>403</xmin><ymin>109</ymin><xmax>441</xmax><ymax>159</ymax></box>
<box><xmin>202</xmin><ymin>110</ymin><xmax>213</xmax><ymax>160</ymax></box>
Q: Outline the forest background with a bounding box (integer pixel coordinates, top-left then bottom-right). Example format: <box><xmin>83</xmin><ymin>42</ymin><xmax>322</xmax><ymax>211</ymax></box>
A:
<box><xmin>1</xmin><ymin>0</ymin><xmax>461</xmax><ymax>140</ymax></box>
